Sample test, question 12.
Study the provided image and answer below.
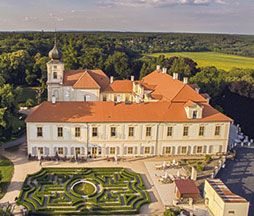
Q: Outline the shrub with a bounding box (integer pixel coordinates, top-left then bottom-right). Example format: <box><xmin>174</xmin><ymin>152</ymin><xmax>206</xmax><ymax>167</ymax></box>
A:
<box><xmin>205</xmin><ymin>155</ymin><xmax>212</xmax><ymax>163</ymax></box>
<box><xmin>18</xmin><ymin>167</ymin><xmax>150</xmax><ymax>215</ymax></box>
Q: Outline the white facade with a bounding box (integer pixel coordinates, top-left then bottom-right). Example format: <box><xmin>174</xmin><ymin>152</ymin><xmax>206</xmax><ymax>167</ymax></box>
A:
<box><xmin>27</xmin><ymin>121</ymin><xmax>230</xmax><ymax>158</ymax></box>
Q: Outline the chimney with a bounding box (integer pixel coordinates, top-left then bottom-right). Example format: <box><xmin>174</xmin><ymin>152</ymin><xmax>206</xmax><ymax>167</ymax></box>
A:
<box><xmin>52</xmin><ymin>95</ymin><xmax>56</xmax><ymax>104</ymax></box>
<box><xmin>131</xmin><ymin>75</ymin><xmax>134</xmax><ymax>81</ymax></box>
<box><xmin>156</xmin><ymin>65</ymin><xmax>161</xmax><ymax>71</ymax></box>
<box><xmin>162</xmin><ymin>67</ymin><xmax>167</xmax><ymax>74</ymax></box>
<box><xmin>195</xmin><ymin>87</ymin><xmax>200</xmax><ymax>93</ymax></box>
<box><xmin>110</xmin><ymin>76</ymin><xmax>114</xmax><ymax>84</ymax></box>
<box><xmin>173</xmin><ymin>73</ymin><xmax>179</xmax><ymax>80</ymax></box>
<box><xmin>183</xmin><ymin>77</ymin><xmax>188</xmax><ymax>84</ymax></box>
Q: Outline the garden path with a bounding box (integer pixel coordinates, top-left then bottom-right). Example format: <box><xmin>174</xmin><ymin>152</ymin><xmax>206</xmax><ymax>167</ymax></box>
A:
<box><xmin>0</xmin><ymin>142</ymin><xmax>164</xmax><ymax>215</ymax></box>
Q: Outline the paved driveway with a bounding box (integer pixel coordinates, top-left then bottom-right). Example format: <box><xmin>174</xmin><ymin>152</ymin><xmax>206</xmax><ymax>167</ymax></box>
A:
<box><xmin>217</xmin><ymin>148</ymin><xmax>254</xmax><ymax>216</ymax></box>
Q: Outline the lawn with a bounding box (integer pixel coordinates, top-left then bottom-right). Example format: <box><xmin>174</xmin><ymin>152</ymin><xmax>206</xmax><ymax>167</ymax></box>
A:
<box><xmin>0</xmin><ymin>156</ymin><xmax>14</xmax><ymax>199</ymax></box>
<box><xmin>17</xmin><ymin>167</ymin><xmax>150</xmax><ymax>215</ymax></box>
<box><xmin>149</xmin><ymin>52</ymin><xmax>254</xmax><ymax>71</ymax></box>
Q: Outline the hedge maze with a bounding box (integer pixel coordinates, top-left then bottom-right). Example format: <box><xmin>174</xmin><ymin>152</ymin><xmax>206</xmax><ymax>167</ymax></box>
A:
<box><xmin>17</xmin><ymin>168</ymin><xmax>150</xmax><ymax>215</ymax></box>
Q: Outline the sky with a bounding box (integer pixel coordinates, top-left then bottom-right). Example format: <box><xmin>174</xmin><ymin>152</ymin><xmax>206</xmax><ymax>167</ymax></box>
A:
<box><xmin>0</xmin><ymin>0</ymin><xmax>253</xmax><ymax>34</ymax></box>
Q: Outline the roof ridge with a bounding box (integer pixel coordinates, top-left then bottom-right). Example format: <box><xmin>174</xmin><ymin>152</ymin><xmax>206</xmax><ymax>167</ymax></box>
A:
<box><xmin>86</xmin><ymin>70</ymin><xmax>102</xmax><ymax>88</ymax></box>
<box><xmin>171</xmin><ymin>84</ymin><xmax>188</xmax><ymax>102</ymax></box>
<box><xmin>73</xmin><ymin>71</ymin><xmax>100</xmax><ymax>89</ymax></box>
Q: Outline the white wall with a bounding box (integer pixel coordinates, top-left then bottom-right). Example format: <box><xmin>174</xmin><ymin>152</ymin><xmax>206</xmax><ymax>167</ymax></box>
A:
<box><xmin>62</xmin><ymin>87</ymin><xmax>100</xmax><ymax>101</ymax></box>
<box><xmin>27</xmin><ymin>121</ymin><xmax>231</xmax><ymax>157</ymax></box>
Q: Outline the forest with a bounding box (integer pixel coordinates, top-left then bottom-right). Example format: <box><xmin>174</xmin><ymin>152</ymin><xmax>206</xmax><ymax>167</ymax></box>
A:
<box><xmin>0</xmin><ymin>31</ymin><xmax>253</xmax><ymax>140</ymax></box>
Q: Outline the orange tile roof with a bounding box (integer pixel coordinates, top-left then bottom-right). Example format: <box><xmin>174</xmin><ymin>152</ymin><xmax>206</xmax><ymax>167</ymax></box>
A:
<box><xmin>73</xmin><ymin>72</ymin><xmax>100</xmax><ymax>89</ymax></box>
<box><xmin>184</xmin><ymin>100</ymin><xmax>199</xmax><ymax>107</ymax></box>
<box><xmin>141</xmin><ymin>71</ymin><xmax>206</xmax><ymax>102</ymax></box>
<box><xmin>104</xmin><ymin>80</ymin><xmax>133</xmax><ymax>93</ymax></box>
<box><xmin>142</xmin><ymin>71</ymin><xmax>183</xmax><ymax>101</ymax></box>
<box><xmin>63</xmin><ymin>69</ymin><xmax>109</xmax><ymax>90</ymax></box>
<box><xmin>87</xmin><ymin>69</ymin><xmax>110</xmax><ymax>91</ymax></box>
<box><xmin>63</xmin><ymin>70</ymin><xmax>84</xmax><ymax>86</ymax></box>
<box><xmin>172</xmin><ymin>85</ymin><xmax>207</xmax><ymax>102</ymax></box>
<box><xmin>26</xmin><ymin>101</ymin><xmax>232</xmax><ymax>123</ymax></box>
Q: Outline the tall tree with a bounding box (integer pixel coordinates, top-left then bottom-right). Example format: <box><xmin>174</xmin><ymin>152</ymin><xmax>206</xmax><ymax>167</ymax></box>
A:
<box><xmin>104</xmin><ymin>51</ymin><xmax>131</xmax><ymax>79</ymax></box>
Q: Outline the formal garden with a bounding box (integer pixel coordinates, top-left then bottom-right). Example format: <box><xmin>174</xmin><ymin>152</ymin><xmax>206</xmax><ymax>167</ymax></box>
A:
<box><xmin>17</xmin><ymin>167</ymin><xmax>150</xmax><ymax>215</ymax></box>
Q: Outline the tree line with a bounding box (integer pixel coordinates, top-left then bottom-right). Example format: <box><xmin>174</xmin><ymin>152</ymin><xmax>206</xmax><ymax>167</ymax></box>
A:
<box><xmin>0</xmin><ymin>31</ymin><xmax>253</xmax><ymax>140</ymax></box>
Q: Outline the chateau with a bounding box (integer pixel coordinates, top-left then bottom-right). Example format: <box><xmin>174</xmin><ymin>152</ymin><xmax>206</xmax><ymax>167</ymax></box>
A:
<box><xmin>26</xmin><ymin>43</ymin><xmax>232</xmax><ymax>158</ymax></box>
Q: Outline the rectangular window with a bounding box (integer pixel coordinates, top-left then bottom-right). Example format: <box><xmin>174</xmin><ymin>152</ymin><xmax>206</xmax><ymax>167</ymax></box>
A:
<box><xmin>58</xmin><ymin>147</ymin><xmax>64</xmax><ymax>155</ymax></box>
<box><xmin>199</xmin><ymin>126</ymin><xmax>205</xmax><ymax>136</ymax></box>
<box><xmin>57</xmin><ymin>127</ymin><xmax>63</xmax><ymax>137</ymax></box>
<box><xmin>128</xmin><ymin>127</ymin><xmax>134</xmax><ymax>137</ymax></box>
<box><xmin>197</xmin><ymin>146</ymin><xmax>203</xmax><ymax>154</ymax></box>
<box><xmin>53</xmin><ymin>71</ymin><xmax>57</xmax><ymax>79</ymax></box>
<box><xmin>75</xmin><ymin>127</ymin><xmax>80</xmax><ymax>137</ymax></box>
<box><xmin>126</xmin><ymin>96</ymin><xmax>131</xmax><ymax>102</ymax></box>
<box><xmin>38</xmin><ymin>147</ymin><xmax>43</xmax><ymax>154</ymax></box>
<box><xmin>37</xmin><ymin>127</ymin><xmax>43</xmax><ymax>137</ymax></box>
<box><xmin>144</xmin><ymin>147</ymin><xmax>150</xmax><ymax>154</ymax></box>
<box><xmin>167</xmin><ymin>126</ymin><xmax>173</xmax><ymax>136</ymax></box>
<box><xmin>114</xmin><ymin>95</ymin><xmax>117</xmax><ymax>102</ymax></box>
<box><xmin>193</xmin><ymin>110</ymin><xmax>198</xmax><ymax>119</ymax></box>
<box><xmin>111</xmin><ymin>127</ymin><xmax>116</xmax><ymax>137</ymax></box>
<box><xmin>181</xmin><ymin>146</ymin><xmax>187</xmax><ymax>154</ymax></box>
<box><xmin>146</xmin><ymin>127</ymin><xmax>152</xmax><ymax>137</ymax></box>
<box><xmin>183</xmin><ymin>126</ymin><xmax>189</xmax><ymax>136</ymax></box>
<box><xmin>110</xmin><ymin>147</ymin><xmax>116</xmax><ymax>155</ymax></box>
<box><xmin>215</xmin><ymin>126</ymin><xmax>221</xmax><ymax>136</ymax></box>
<box><xmin>75</xmin><ymin>147</ymin><xmax>81</xmax><ymax>155</ymax></box>
<box><xmin>92</xmin><ymin>127</ymin><xmax>98</xmax><ymax>137</ymax></box>
<box><xmin>127</xmin><ymin>147</ymin><xmax>133</xmax><ymax>154</ymax></box>
<box><xmin>164</xmin><ymin>147</ymin><xmax>171</xmax><ymax>154</ymax></box>
<box><xmin>102</xmin><ymin>95</ymin><xmax>107</xmax><ymax>101</ymax></box>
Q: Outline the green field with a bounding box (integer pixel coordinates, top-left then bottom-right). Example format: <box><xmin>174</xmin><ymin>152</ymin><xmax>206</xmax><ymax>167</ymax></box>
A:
<box><xmin>150</xmin><ymin>52</ymin><xmax>254</xmax><ymax>71</ymax></box>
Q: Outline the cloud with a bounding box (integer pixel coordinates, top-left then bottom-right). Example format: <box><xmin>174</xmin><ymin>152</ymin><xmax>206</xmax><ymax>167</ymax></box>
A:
<box><xmin>49</xmin><ymin>13</ymin><xmax>64</xmax><ymax>22</ymax></box>
<box><xmin>24</xmin><ymin>16</ymin><xmax>38</xmax><ymax>22</ymax></box>
<box><xmin>98</xmin><ymin>0</ymin><xmax>227</xmax><ymax>7</ymax></box>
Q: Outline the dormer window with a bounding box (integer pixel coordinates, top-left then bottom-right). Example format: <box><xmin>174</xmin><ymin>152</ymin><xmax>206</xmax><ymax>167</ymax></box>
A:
<box><xmin>53</xmin><ymin>72</ymin><xmax>57</xmax><ymax>79</ymax></box>
<box><xmin>184</xmin><ymin>100</ymin><xmax>203</xmax><ymax>119</ymax></box>
<box><xmin>192</xmin><ymin>110</ymin><xmax>197</xmax><ymax>119</ymax></box>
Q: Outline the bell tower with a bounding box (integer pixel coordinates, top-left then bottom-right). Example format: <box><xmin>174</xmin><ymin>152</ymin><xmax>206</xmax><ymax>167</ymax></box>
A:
<box><xmin>46</xmin><ymin>39</ymin><xmax>64</xmax><ymax>102</ymax></box>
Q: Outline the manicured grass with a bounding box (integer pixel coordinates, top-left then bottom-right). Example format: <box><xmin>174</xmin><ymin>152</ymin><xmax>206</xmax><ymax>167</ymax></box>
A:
<box><xmin>149</xmin><ymin>52</ymin><xmax>254</xmax><ymax>71</ymax></box>
<box><xmin>0</xmin><ymin>156</ymin><xmax>14</xmax><ymax>199</ymax></box>
<box><xmin>73</xmin><ymin>182</ymin><xmax>96</xmax><ymax>196</ymax></box>
<box><xmin>18</xmin><ymin>167</ymin><xmax>150</xmax><ymax>215</ymax></box>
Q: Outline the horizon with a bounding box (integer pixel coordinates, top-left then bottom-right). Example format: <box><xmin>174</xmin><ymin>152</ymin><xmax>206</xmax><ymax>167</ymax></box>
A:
<box><xmin>0</xmin><ymin>0</ymin><xmax>253</xmax><ymax>34</ymax></box>
<box><xmin>0</xmin><ymin>30</ymin><xmax>253</xmax><ymax>36</ymax></box>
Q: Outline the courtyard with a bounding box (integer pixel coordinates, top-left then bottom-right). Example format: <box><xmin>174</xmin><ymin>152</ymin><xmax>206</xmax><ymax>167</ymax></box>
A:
<box><xmin>0</xmin><ymin>144</ymin><xmax>164</xmax><ymax>215</ymax></box>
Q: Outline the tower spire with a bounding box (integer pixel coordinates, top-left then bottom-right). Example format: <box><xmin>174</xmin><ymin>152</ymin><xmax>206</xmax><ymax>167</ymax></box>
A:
<box><xmin>48</xmin><ymin>31</ymin><xmax>61</xmax><ymax>60</ymax></box>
